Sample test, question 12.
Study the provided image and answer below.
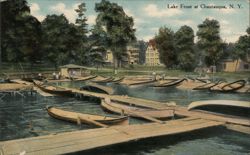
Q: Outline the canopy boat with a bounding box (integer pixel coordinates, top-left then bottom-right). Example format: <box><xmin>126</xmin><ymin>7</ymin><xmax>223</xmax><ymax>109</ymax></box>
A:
<box><xmin>101</xmin><ymin>99</ymin><xmax>174</xmax><ymax>120</ymax></box>
<box><xmin>46</xmin><ymin>106</ymin><xmax>129</xmax><ymax>126</ymax></box>
<box><xmin>188</xmin><ymin>100</ymin><xmax>250</xmax><ymax>117</ymax></box>
<box><xmin>153</xmin><ymin>78</ymin><xmax>187</xmax><ymax>87</ymax></box>
<box><xmin>33</xmin><ymin>80</ymin><xmax>73</xmax><ymax>96</ymax></box>
<box><xmin>80</xmin><ymin>82</ymin><xmax>114</xmax><ymax>94</ymax></box>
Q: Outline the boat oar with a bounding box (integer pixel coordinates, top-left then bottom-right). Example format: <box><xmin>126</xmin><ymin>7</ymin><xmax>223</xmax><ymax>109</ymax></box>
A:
<box><xmin>77</xmin><ymin>115</ymin><xmax>109</xmax><ymax>128</ymax></box>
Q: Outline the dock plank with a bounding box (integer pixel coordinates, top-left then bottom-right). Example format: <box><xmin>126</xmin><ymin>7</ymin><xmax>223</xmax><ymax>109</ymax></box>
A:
<box><xmin>0</xmin><ymin>118</ymin><xmax>223</xmax><ymax>155</ymax></box>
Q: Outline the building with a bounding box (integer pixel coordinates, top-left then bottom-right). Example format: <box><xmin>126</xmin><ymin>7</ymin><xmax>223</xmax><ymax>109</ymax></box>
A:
<box><xmin>145</xmin><ymin>39</ymin><xmax>162</xmax><ymax>66</ymax></box>
<box><xmin>127</xmin><ymin>45</ymin><xmax>139</xmax><ymax>64</ymax></box>
<box><xmin>104</xmin><ymin>50</ymin><xmax>113</xmax><ymax>65</ymax></box>
<box><xmin>60</xmin><ymin>64</ymin><xmax>90</xmax><ymax>77</ymax></box>
<box><xmin>220</xmin><ymin>59</ymin><xmax>250</xmax><ymax>72</ymax></box>
<box><xmin>104</xmin><ymin>45</ymin><xmax>140</xmax><ymax>65</ymax></box>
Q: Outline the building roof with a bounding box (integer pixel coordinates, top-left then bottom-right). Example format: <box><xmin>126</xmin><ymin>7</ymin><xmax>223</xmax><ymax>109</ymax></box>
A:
<box><xmin>148</xmin><ymin>39</ymin><xmax>156</xmax><ymax>49</ymax></box>
<box><xmin>60</xmin><ymin>64</ymin><xmax>88</xmax><ymax>69</ymax></box>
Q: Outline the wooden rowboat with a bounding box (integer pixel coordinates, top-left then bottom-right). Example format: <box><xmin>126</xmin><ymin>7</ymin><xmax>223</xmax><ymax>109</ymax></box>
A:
<box><xmin>46</xmin><ymin>106</ymin><xmax>129</xmax><ymax>127</ymax></box>
<box><xmin>153</xmin><ymin>78</ymin><xmax>187</xmax><ymax>87</ymax></box>
<box><xmin>193</xmin><ymin>81</ymin><xmax>222</xmax><ymax>91</ymax></box>
<box><xmin>221</xmin><ymin>80</ymin><xmax>246</xmax><ymax>92</ymax></box>
<box><xmin>33</xmin><ymin>80</ymin><xmax>73</xmax><ymax>96</ymax></box>
<box><xmin>101</xmin><ymin>99</ymin><xmax>174</xmax><ymax>120</ymax></box>
<box><xmin>110</xmin><ymin>77</ymin><xmax>124</xmax><ymax>83</ymax></box>
<box><xmin>91</xmin><ymin>77</ymin><xmax>114</xmax><ymax>83</ymax></box>
<box><xmin>188</xmin><ymin>100</ymin><xmax>250</xmax><ymax>117</ymax></box>
<box><xmin>80</xmin><ymin>82</ymin><xmax>114</xmax><ymax>94</ymax></box>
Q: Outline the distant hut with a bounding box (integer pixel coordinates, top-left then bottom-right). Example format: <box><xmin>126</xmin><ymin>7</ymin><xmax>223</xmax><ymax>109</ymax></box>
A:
<box><xmin>219</xmin><ymin>59</ymin><xmax>250</xmax><ymax>72</ymax></box>
<box><xmin>60</xmin><ymin>64</ymin><xmax>90</xmax><ymax>78</ymax></box>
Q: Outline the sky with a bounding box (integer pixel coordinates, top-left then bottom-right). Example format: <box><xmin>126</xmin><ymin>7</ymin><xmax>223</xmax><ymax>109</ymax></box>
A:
<box><xmin>27</xmin><ymin>0</ymin><xmax>249</xmax><ymax>43</ymax></box>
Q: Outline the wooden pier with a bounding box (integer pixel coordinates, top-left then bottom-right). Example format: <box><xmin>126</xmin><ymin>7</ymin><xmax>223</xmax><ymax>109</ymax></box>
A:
<box><xmin>56</xmin><ymin>86</ymin><xmax>250</xmax><ymax>126</ymax></box>
<box><xmin>0</xmin><ymin>117</ymin><xmax>224</xmax><ymax>155</ymax></box>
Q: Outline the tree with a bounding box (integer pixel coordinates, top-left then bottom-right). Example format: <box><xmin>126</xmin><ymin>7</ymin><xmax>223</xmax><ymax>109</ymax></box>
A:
<box><xmin>155</xmin><ymin>26</ymin><xmax>176</xmax><ymax>68</ymax></box>
<box><xmin>1</xmin><ymin>0</ymin><xmax>42</xmax><ymax>65</ymax></box>
<box><xmin>138</xmin><ymin>40</ymin><xmax>147</xmax><ymax>64</ymax></box>
<box><xmin>174</xmin><ymin>25</ymin><xmax>196</xmax><ymax>71</ymax></box>
<box><xmin>41</xmin><ymin>14</ymin><xmax>81</xmax><ymax>68</ymax></box>
<box><xmin>95</xmin><ymin>0</ymin><xmax>136</xmax><ymax>68</ymax></box>
<box><xmin>197</xmin><ymin>18</ymin><xmax>223</xmax><ymax>66</ymax></box>
<box><xmin>234</xmin><ymin>27</ymin><xmax>250</xmax><ymax>61</ymax></box>
<box><xmin>75</xmin><ymin>3</ymin><xmax>89</xmax><ymax>65</ymax></box>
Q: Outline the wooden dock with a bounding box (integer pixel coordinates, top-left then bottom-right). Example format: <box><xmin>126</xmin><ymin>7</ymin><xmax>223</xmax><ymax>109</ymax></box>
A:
<box><xmin>0</xmin><ymin>117</ymin><xmax>224</xmax><ymax>155</ymax></box>
<box><xmin>57</xmin><ymin>86</ymin><xmax>250</xmax><ymax>126</ymax></box>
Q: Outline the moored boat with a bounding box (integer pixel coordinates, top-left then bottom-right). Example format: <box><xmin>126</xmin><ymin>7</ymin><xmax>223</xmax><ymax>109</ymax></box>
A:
<box><xmin>101</xmin><ymin>99</ymin><xmax>174</xmax><ymax>120</ymax></box>
<box><xmin>91</xmin><ymin>76</ymin><xmax>114</xmax><ymax>83</ymax></box>
<box><xmin>33</xmin><ymin>80</ymin><xmax>73</xmax><ymax>96</ymax></box>
<box><xmin>153</xmin><ymin>78</ymin><xmax>187</xmax><ymax>87</ymax></box>
<box><xmin>188</xmin><ymin>100</ymin><xmax>250</xmax><ymax>117</ymax></box>
<box><xmin>80</xmin><ymin>82</ymin><xmax>114</xmax><ymax>94</ymax></box>
<box><xmin>46</xmin><ymin>106</ymin><xmax>129</xmax><ymax>126</ymax></box>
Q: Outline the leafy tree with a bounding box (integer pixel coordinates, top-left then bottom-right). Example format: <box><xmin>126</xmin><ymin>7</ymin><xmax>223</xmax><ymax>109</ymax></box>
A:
<box><xmin>95</xmin><ymin>0</ymin><xmax>136</xmax><ymax>68</ymax></box>
<box><xmin>155</xmin><ymin>26</ymin><xmax>176</xmax><ymax>68</ymax></box>
<box><xmin>1</xmin><ymin>0</ymin><xmax>42</xmax><ymax>65</ymax></box>
<box><xmin>174</xmin><ymin>25</ymin><xmax>196</xmax><ymax>71</ymax></box>
<box><xmin>197</xmin><ymin>18</ymin><xmax>223</xmax><ymax>66</ymax></box>
<box><xmin>75</xmin><ymin>3</ymin><xmax>89</xmax><ymax>65</ymax></box>
<box><xmin>234</xmin><ymin>27</ymin><xmax>250</xmax><ymax>61</ymax></box>
<box><xmin>41</xmin><ymin>14</ymin><xmax>81</xmax><ymax>68</ymax></box>
<box><xmin>138</xmin><ymin>40</ymin><xmax>147</xmax><ymax>64</ymax></box>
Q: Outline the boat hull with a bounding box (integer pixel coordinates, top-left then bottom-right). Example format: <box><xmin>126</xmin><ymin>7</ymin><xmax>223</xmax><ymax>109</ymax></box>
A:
<box><xmin>46</xmin><ymin>106</ymin><xmax>129</xmax><ymax>126</ymax></box>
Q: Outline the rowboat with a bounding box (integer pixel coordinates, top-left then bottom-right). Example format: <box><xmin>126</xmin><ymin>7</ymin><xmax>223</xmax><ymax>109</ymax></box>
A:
<box><xmin>153</xmin><ymin>78</ymin><xmax>187</xmax><ymax>87</ymax></box>
<box><xmin>188</xmin><ymin>100</ymin><xmax>250</xmax><ymax>117</ymax></box>
<box><xmin>91</xmin><ymin>76</ymin><xmax>114</xmax><ymax>83</ymax></box>
<box><xmin>101</xmin><ymin>99</ymin><xmax>174</xmax><ymax>120</ymax></box>
<box><xmin>110</xmin><ymin>77</ymin><xmax>124</xmax><ymax>83</ymax></box>
<box><xmin>33</xmin><ymin>80</ymin><xmax>73</xmax><ymax>96</ymax></box>
<box><xmin>46</xmin><ymin>106</ymin><xmax>129</xmax><ymax>126</ymax></box>
<box><xmin>209</xmin><ymin>80</ymin><xmax>246</xmax><ymax>93</ymax></box>
<box><xmin>221</xmin><ymin>80</ymin><xmax>246</xmax><ymax>92</ymax></box>
<box><xmin>193</xmin><ymin>81</ymin><xmax>222</xmax><ymax>91</ymax></box>
<box><xmin>121</xmin><ymin>79</ymin><xmax>157</xmax><ymax>87</ymax></box>
<box><xmin>80</xmin><ymin>82</ymin><xmax>114</xmax><ymax>94</ymax></box>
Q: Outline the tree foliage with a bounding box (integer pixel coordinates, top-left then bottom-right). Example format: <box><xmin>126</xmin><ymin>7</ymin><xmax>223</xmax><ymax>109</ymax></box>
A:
<box><xmin>197</xmin><ymin>19</ymin><xmax>223</xmax><ymax>66</ymax></box>
<box><xmin>1</xmin><ymin>0</ymin><xmax>42</xmax><ymax>64</ymax></box>
<box><xmin>95</xmin><ymin>0</ymin><xmax>136</xmax><ymax>67</ymax></box>
<box><xmin>174</xmin><ymin>25</ymin><xmax>196</xmax><ymax>71</ymax></box>
<box><xmin>41</xmin><ymin>14</ymin><xmax>81</xmax><ymax>68</ymax></box>
<box><xmin>155</xmin><ymin>27</ymin><xmax>175</xmax><ymax>68</ymax></box>
<box><xmin>234</xmin><ymin>27</ymin><xmax>250</xmax><ymax>61</ymax></box>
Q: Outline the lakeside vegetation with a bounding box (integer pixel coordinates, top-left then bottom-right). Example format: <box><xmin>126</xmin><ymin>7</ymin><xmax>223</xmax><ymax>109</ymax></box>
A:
<box><xmin>1</xmin><ymin>0</ymin><xmax>249</xmax><ymax>72</ymax></box>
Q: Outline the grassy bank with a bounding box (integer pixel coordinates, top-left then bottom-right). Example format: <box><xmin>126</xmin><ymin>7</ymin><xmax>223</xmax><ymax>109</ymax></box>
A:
<box><xmin>1</xmin><ymin>63</ymin><xmax>249</xmax><ymax>81</ymax></box>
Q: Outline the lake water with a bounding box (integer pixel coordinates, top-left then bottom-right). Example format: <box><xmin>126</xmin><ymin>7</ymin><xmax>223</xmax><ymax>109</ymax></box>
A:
<box><xmin>0</xmin><ymin>81</ymin><xmax>249</xmax><ymax>154</ymax></box>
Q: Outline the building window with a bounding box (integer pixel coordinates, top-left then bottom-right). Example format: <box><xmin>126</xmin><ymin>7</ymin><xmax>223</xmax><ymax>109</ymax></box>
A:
<box><xmin>244</xmin><ymin>64</ymin><xmax>249</xmax><ymax>69</ymax></box>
